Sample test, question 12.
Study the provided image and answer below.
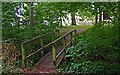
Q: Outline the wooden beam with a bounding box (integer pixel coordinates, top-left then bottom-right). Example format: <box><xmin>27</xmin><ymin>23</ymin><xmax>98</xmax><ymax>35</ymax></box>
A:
<box><xmin>21</xmin><ymin>44</ymin><xmax>25</xmax><ymax>68</ymax></box>
<box><xmin>52</xmin><ymin>43</ymin><xmax>56</xmax><ymax>65</ymax></box>
<box><xmin>40</xmin><ymin>39</ymin><xmax>44</xmax><ymax>57</ymax></box>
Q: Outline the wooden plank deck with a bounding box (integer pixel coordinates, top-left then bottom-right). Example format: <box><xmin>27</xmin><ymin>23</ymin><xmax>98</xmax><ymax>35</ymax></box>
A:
<box><xmin>22</xmin><ymin>45</ymin><xmax>65</xmax><ymax>73</ymax></box>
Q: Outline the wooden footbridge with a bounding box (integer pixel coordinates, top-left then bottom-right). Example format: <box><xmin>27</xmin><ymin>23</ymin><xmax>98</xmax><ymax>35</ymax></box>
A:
<box><xmin>21</xmin><ymin>29</ymin><xmax>84</xmax><ymax>73</ymax></box>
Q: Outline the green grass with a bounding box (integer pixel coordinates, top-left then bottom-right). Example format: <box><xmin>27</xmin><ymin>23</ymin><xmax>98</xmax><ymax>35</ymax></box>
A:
<box><xmin>59</xmin><ymin>25</ymin><xmax>93</xmax><ymax>35</ymax></box>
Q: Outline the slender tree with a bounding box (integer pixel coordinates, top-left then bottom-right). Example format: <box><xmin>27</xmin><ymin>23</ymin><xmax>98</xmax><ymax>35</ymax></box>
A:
<box><xmin>71</xmin><ymin>11</ymin><xmax>76</xmax><ymax>25</ymax></box>
<box><xmin>29</xmin><ymin>1</ymin><xmax>34</xmax><ymax>29</ymax></box>
<box><xmin>94</xmin><ymin>2</ymin><xmax>98</xmax><ymax>24</ymax></box>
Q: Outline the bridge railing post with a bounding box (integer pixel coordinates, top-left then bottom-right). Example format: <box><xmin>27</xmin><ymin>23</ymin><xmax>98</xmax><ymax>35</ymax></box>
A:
<box><xmin>52</xmin><ymin>43</ymin><xmax>56</xmax><ymax>65</ymax></box>
<box><xmin>70</xmin><ymin>32</ymin><xmax>73</xmax><ymax>46</ymax></box>
<box><xmin>74</xmin><ymin>30</ymin><xmax>77</xmax><ymax>44</ymax></box>
<box><xmin>52</xmin><ymin>32</ymin><xmax>57</xmax><ymax>47</ymax></box>
<box><xmin>63</xmin><ymin>37</ymin><xmax>67</xmax><ymax>62</ymax></box>
<box><xmin>21</xmin><ymin>44</ymin><xmax>25</xmax><ymax>68</ymax></box>
<box><xmin>57</xmin><ymin>29</ymin><xmax>60</xmax><ymax>38</ymax></box>
<box><xmin>40</xmin><ymin>38</ymin><xmax>44</xmax><ymax>57</ymax></box>
<box><xmin>52</xmin><ymin>32</ymin><xmax>54</xmax><ymax>41</ymax></box>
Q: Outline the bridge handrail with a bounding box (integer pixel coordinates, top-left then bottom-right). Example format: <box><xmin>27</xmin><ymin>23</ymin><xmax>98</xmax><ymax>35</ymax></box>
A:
<box><xmin>52</xmin><ymin>29</ymin><xmax>76</xmax><ymax>65</ymax></box>
<box><xmin>24</xmin><ymin>30</ymin><xmax>75</xmax><ymax>59</ymax></box>
<box><xmin>21</xmin><ymin>29</ymin><xmax>59</xmax><ymax>45</ymax></box>
<box><xmin>21</xmin><ymin>29</ymin><xmax>60</xmax><ymax>68</ymax></box>
<box><xmin>52</xmin><ymin>29</ymin><xmax>75</xmax><ymax>43</ymax></box>
<box><xmin>22</xmin><ymin>32</ymin><xmax>52</xmax><ymax>45</ymax></box>
<box><xmin>21</xmin><ymin>29</ymin><xmax>76</xmax><ymax>68</ymax></box>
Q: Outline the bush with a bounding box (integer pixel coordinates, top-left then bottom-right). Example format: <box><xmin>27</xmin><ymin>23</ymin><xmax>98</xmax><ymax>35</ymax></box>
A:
<box><xmin>2</xmin><ymin>24</ymin><xmax>59</xmax><ymax>72</ymax></box>
<box><xmin>58</xmin><ymin>25</ymin><xmax>120</xmax><ymax>74</ymax></box>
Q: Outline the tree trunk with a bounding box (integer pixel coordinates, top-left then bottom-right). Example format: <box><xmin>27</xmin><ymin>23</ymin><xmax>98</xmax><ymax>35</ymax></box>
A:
<box><xmin>71</xmin><ymin>12</ymin><xmax>76</xmax><ymax>25</ymax></box>
<box><xmin>59</xmin><ymin>17</ymin><xmax>62</xmax><ymax>27</ymax></box>
<box><xmin>95</xmin><ymin>13</ymin><xmax>98</xmax><ymax>24</ymax></box>
<box><xmin>95</xmin><ymin>3</ymin><xmax>98</xmax><ymax>24</ymax></box>
<box><xmin>95</xmin><ymin>11</ymin><xmax>98</xmax><ymax>24</ymax></box>
<box><xmin>99</xmin><ymin>12</ymin><xmax>102</xmax><ymax>22</ymax></box>
<box><xmin>103</xmin><ymin>11</ymin><xmax>109</xmax><ymax>20</ymax></box>
<box><xmin>99</xmin><ymin>3</ymin><xmax>102</xmax><ymax>23</ymax></box>
<box><xmin>29</xmin><ymin>2</ymin><xmax>34</xmax><ymax>29</ymax></box>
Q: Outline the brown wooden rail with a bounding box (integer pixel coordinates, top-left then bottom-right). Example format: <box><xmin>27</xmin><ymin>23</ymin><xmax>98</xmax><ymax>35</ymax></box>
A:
<box><xmin>21</xmin><ymin>29</ymin><xmax>60</xmax><ymax>68</ymax></box>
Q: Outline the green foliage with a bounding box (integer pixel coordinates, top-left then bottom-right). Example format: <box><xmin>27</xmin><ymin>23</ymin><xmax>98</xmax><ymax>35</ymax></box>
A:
<box><xmin>34</xmin><ymin>2</ymin><xmax>65</xmax><ymax>27</ymax></box>
<box><xmin>2</xmin><ymin>2</ymin><xmax>61</xmax><ymax>72</ymax></box>
<box><xmin>72</xmin><ymin>25</ymin><xmax>120</xmax><ymax>61</ymax></box>
<box><xmin>2</xmin><ymin>61</ymin><xmax>21</xmax><ymax>73</ymax></box>
<box><xmin>2</xmin><ymin>43</ymin><xmax>21</xmax><ymax>73</ymax></box>
<box><xmin>59</xmin><ymin>61</ymin><xmax>120</xmax><ymax>74</ymax></box>
<box><xmin>58</xmin><ymin>24</ymin><xmax>120</xmax><ymax>74</ymax></box>
<box><xmin>2</xmin><ymin>2</ymin><xmax>120</xmax><ymax>73</ymax></box>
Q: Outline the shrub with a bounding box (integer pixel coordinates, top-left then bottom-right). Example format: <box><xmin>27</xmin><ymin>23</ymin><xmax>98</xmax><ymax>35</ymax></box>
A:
<box><xmin>58</xmin><ymin>25</ymin><xmax>120</xmax><ymax>74</ymax></box>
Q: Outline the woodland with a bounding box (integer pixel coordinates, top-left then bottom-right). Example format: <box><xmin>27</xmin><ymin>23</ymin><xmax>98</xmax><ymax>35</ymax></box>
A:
<box><xmin>1</xmin><ymin>2</ymin><xmax>120</xmax><ymax>74</ymax></box>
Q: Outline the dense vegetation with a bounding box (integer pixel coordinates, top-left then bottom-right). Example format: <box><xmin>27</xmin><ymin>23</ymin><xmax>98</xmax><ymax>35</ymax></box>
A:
<box><xmin>1</xmin><ymin>1</ymin><xmax>120</xmax><ymax>74</ymax></box>
<box><xmin>57</xmin><ymin>2</ymin><xmax>120</xmax><ymax>74</ymax></box>
<box><xmin>57</xmin><ymin>24</ymin><xmax>120</xmax><ymax>74</ymax></box>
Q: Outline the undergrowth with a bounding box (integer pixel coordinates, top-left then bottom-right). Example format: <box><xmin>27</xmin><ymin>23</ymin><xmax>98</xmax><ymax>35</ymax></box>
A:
<box><xmin>57</xmin><ymin>24</ymin><xmax>120</xmax><ymax>74</ymax></box>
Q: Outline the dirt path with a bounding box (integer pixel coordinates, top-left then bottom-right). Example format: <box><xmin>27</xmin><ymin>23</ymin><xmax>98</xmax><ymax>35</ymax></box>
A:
<box><xmin>22</xmin><ymin>28</ymin><xmax>86</xmax><ymax>74</ymax></box>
